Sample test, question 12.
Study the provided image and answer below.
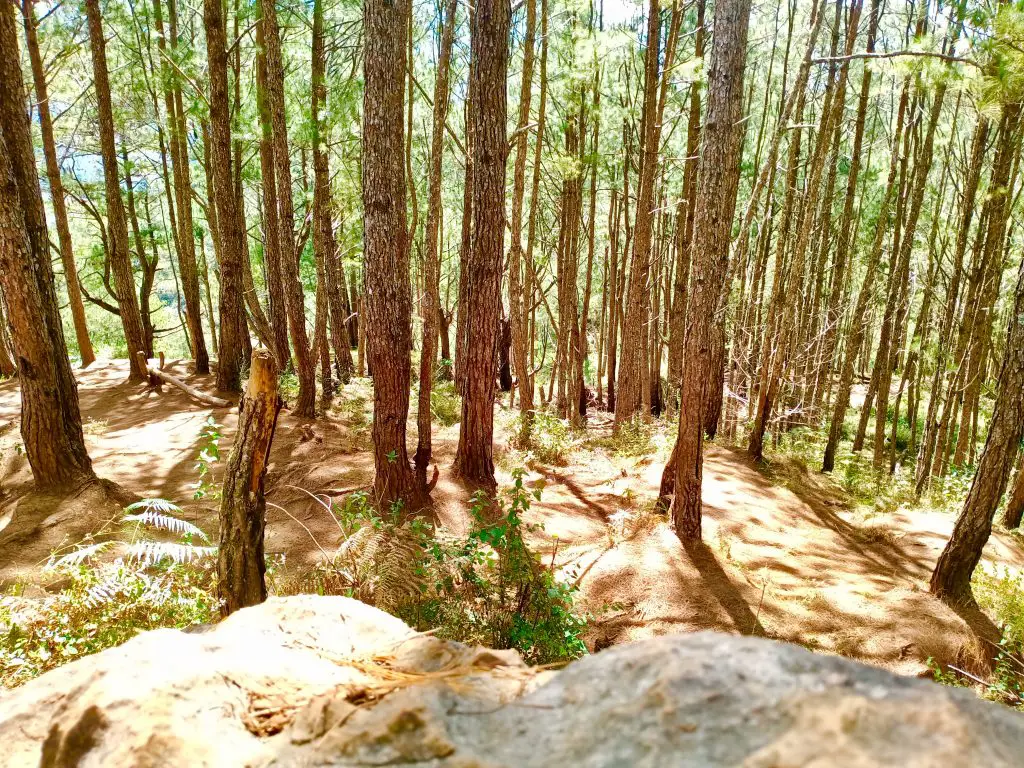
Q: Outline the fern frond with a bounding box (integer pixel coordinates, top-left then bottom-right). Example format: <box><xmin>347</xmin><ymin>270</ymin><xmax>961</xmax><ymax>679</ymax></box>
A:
<box><xmin>125</xmin><ymin>498</ymin><xmax>184</xmax><ymax>515</ymax></box>
<box><xmin>125</xmin><ymin>542</ymin><xmax>217</xmax><ymax>565</ymax></box>
<box><xmin>49</xmin><ymin>541</ymin><xmax>117</xmax><ymax>568</ymax></box>
<box><xmin>124</xmin><ymin>511</ymin><xmax>210</xmax><ymax>542</ymax></box>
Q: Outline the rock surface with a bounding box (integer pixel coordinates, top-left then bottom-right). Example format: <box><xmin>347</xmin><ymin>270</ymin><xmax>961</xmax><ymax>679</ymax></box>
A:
<box><xmin>1</xmin><ymin>595</ymin><xmax>1022</xmax><ymax>767</ymax></box>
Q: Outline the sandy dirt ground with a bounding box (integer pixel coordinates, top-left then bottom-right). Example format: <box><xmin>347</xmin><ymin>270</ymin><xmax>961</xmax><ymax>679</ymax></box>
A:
<box><xmin>2</xmin><ymin>360</ymin><xmax>1022</xmax><ymax>676</ymax></box>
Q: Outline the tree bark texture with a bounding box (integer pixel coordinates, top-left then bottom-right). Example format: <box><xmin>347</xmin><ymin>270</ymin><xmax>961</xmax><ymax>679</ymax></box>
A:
<box><xmin>363</xmin><ymin>0</ymin><xmax>426</xmax><ymax>508</ymax></box>
<box><xmin>84</xmin><ymin>0</ymin><xmax>148</xmax><ymax>382</ymax></box>
<box><xmin>21</xmin><ymin>0</ymin><xmax>95</xmax><ymax>368</ymax></box>
<box><xmin>453</xmin><ymin>0</ymin><xmax>510</xmax><ymax>489</ymax></box>
<box><xmin>0</xmin><ymin>7</ymin><xmax>94</xmax><ymax>487</ymax></box>
<box><xmin>218</xmin><ymin>349</ymin><xmax>280</xmax><ymax>616</ymax></box>
<box><xmin>667</xmin><ymin>0</ymin><xmax>751</xmax><ymax>540</ymax></box>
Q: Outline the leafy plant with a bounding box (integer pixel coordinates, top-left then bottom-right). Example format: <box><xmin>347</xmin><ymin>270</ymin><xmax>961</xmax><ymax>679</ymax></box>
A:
<box><xmin>192</xmin><ymin>416</ymin><xmax>223</xmax><ymax>500</ymax></box>
<box><xmin>510</xmin><ymin>410</ymin><xmax>573</xmax><ymax>466</ymax></box>
<box><xmin>1</xmin><ymin>502</ymin><xmax>218</xmax><ymax>689</ymax></box>
<box><xmin>430</xmin><ymin>380</ymin><xmax>461</xmax><ymax>427</ymax></box>
<box><xmin>298</xmin><ymin>470</ymin><xmax>589</xmax><ymax>665</ymax></box>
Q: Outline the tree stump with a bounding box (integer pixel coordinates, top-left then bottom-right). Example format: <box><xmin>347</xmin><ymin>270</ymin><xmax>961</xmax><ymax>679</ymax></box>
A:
<box><xmin>218</xmin><ymin>349</ymin><xmax>281</xmax><ymax>616</ymax></box>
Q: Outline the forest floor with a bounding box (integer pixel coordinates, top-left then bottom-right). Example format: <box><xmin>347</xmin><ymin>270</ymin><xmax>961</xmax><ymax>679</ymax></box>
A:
<box><xmin>1</xmin><ymin>359</ymin><xmax>1022</xmax><ymax>677</ymax></box>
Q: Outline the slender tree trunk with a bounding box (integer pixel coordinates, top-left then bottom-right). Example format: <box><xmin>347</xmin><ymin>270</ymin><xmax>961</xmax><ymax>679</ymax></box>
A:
<box><xmin>507</xmin><ymin>0</ymin><xmax>537</xmax><ymax>441</ymax></box>
<box><xmin>263</xmin><ymin>0</ymin><xmax>315</xmax><ymax>416</ymax></box>
<box><xmin>930</xmin><ymin>251</ymin><xmax>1024</xmax><ymax>602</ymax></box>
<box><xmin>203</xmin><ymin>0</ymin><xmax>247</xmax><ymax>392</ymax></box>
<box><xmin>84</xmin><ymin>0</ymin><xmax>148</xmax><ymax>381</ymax></box>
<box><xmin>255</xmin><ymin>19</ymin><xmax>290</xmax><ymax>372</ymax></box>
<box><xmin>151</xmin><ymin>0</ymin><xmax>209</xmax><ymax>373</ymax></box>
<box><xmin>363</xmin><ymin>0</ymin><xmax>426</xmax><ymax>507</ymax></box>
<box><xmin>311</xmin><ymin>0</ymin><xmax>352</xmax><ymax>394</ymax></box>
<box><xmin>821</xmin><ymin>81</ymin><xmax>910</xmax><ymax>472</ymax></box>
<box><xmin>453</xmin><ymin>0</ymin><xmax>510</xmax><ymax>489</ymax></box>
<box><xmin>665</xmin><ymin>0</ymin><xmax>751</xmax><ymax>539</ymax></box>
<box><xmin>667</xmin><ymin>0</ymin><xmax>706</xmax><ymax>390</ymax></box>
<box><xmin>916</xmin><ymin>116</ymin><xmax>990</xmax><ymax>492</ymax></box>
<box><xmin>615</xmin><ymin>0</ymin><xmax>661</xmax><ymax>427</ymax></box>
<box><xmin>415</xmin><ymin>0</ymin><xmax>458</xmax><ymax>489</ymax></box>
<box><xmin>218</xmin><ymin>349</ymin><xmax>280</xmax><ymax>616</ymax></box>
<box><xmin>0</xmin><ymin>10</ymin><xmax>94</xmax><ymax>487</ymax></box>
<box><xmin>21</xmin><ymin>0</ymin><xmax>95</xmax><ymax>368</ymax></box>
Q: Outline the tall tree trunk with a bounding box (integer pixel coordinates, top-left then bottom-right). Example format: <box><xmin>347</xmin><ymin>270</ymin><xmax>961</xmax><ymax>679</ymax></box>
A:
<box><xmin>203</xmin><ymin>0</ymin><xmax>247</xmax><ymax>392</ymax></box>
<box><xmin>311</xmin><ymin>0</ymin><xmax>352</xmax><ymax>393</ymax></box>
<box><xmin>665</xmin><ymin>0</ymin><xmax>751</xmax><ymax>539</ymax></box>
<box><xmin>916</xmin><ymin>116</ymin><xmax>990</xmax><ymax>493</ymax></box>
<box><xmin>20</xmin><ymin>0</ymin><xmax>95</xmax><ymax>368</ymax></box>
<box><xmin>0</xmin><ymin>9</ymin><xmax>94</xmax><ymax>487</ymax></box>
<box><xmin>84</xmin><ymin>0</ymin><xmax>148</xmax><ymax>382</ymax></box>
<box><xmin>453</xmin><ymin>0</ymin><xmax>510</xmax><ymax>489</ymax></box>
<box><xmin>615</xmin><ymin>0</ymin><xmax>661</xmax><ymax>427</ymax></box>
<box><xmin>255</xmin><ymin>17</ymin><xmax>290</xmax><ymax>372</ymax></box>
<box><xmin>363</xmin><ymin>0</ymin><xmax>426</xmax><ymax>507</ymax></box>
<box><xmin>667</xmin><ymin>0</ymin><xmax>706</xmax><ymax>389</ymax></box>
<box><xmin>507</xmin><ymin>0</ymin><xmax>537</xmax><ymax>441</ymax></box>
<box><xmin>415</xmin><ymin>0</ymin><xmax>458</xmax><ymax>489</ymax></box>
<box><xmin>930</xmin><ymin>249</ymin><xmax>1024</xmax><ymax>602</ymax></box>
<box><xmin>263</xmin><ymin>0</ymin><xmax>316</xmax><ymax>416</ymax></box>
<box><xmin>821</xmin><ymin>81</ymin><xmax>910</xmax><ymax>472</ymax></box>
<box><xmin>151</xmin><ymin>0</ymin><xmax>209</xmax><ymax>373</ymax></box>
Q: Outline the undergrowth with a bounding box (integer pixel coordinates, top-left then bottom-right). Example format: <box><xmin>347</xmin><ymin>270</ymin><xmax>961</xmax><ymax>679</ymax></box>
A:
<box><xmin>586</xmin><ymin>416</ymin><xmax>656</xmax><ymax>458</ymax></box>
<box><xmin>766</xmin><ymin>426</ymin><xmax>974</xmax><ymax>517</ymax></box>
<box><xmin>508</xmin><ymin>410</ymin><xmax>574</xmax><ymax>466</ymax></box>
<box><xmin>297</xmin><ymin>469</ymin><xmax>588</xmax><ymax>664</ymax></box>
<box><xmin>0</xmin><ymin>500</ymin><xmax>218</xmax><ymax>689</ymax></box>
<box><xmin>430</xmin><ymin>380</ymin><xmax>461</xmax><ymax>427</ymax></box>
<box><xmin>929</xmin><ymin>566</ymin><xmax>1024</xmax><ymax>709</ymax></box>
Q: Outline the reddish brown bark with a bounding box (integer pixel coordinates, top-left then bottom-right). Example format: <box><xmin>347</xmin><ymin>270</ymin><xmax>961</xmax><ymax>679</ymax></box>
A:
<box><xmin>84</xmin><ymin>0</ymin><xmax>148</xmax><ymax>382</ymax></box>
<box><xmin>363</xmin><ymin>0</ymin><xmax>426</xmax><ymax>508</ymax></box>
<box><xmin>20</xmin><ymin>0</ymin><xmax>95</xmax><ymax>368</ymax></box>
<box><xmin>453</xmin><ymin>0</ymin><xmax>510</xmax><ymax>489</ymax></box>
<box><xmin>666</xmin><ymin>0</ymin><xmax>751</xmax><ymax>539</ymax></box>
<box><xmin>0</xmin><ymin>8</ymin><xmax>94</xmax><ymax>487</ymax></box>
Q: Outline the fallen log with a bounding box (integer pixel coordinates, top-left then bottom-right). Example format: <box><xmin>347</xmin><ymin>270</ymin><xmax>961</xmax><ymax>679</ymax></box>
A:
<box><xmin>135</xmin><ymin>351</ymin><xmax>231</xmax><ymax>408</ymax></box>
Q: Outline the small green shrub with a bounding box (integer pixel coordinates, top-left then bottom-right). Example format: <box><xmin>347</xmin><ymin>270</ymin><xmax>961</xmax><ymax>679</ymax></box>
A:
<box><xmin>430</xmin><ymin>380</ymin><xmax>461</xmax><ymax>427</ymax></box>
<box><xmin>510</xmin><ymin>410</ymin><xmax>573</xmax><ymax>466</ymax></box>
<box><xmin>192</xmin><ymin>416</ymin><xmax>223</xmax><ymax>500</ymax></box>
<box><xmin>304</xmin><ymin>470</ymin><xmax>589</xmax><ymax>665</ymax></box>
<box><xmin>606</xmin><ymin>417</ymin><xmax>655</xmax><ymax>457</ymax></box>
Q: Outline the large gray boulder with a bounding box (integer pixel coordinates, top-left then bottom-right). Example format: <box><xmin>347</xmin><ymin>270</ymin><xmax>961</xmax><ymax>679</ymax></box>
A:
<box><xmin>1</xmin><ymin>595</ymin><xmax>1021</xmax><ymax>767</ymax></box>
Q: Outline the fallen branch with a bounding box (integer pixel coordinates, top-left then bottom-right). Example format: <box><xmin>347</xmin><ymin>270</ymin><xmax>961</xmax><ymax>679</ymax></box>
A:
<box><xmin>135</xmin><ymin>351</ymin><xmax>231</xmax><ymax>408</ymax></box>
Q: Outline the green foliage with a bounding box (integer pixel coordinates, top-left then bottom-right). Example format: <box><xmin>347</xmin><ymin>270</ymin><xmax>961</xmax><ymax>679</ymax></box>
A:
<box><xmin>927</xmin><ymin>567</ymin><xmax>1024</xmax><ymax>708</ymax></box>
<box><xmin>767</xmin><ymin>425</ymin><xmax>973</xmax><ymax>518</ymax></box>
<box><xmin>278</xmin><ymin>371</ymin><xmax>300</xmax><ymax>405</ymax></box>
<box><xmin>589</xmin><ymin>417</ymin><xmax>655</xmax><ymax>458</ymax></box>
<box><xmin>192</xmin><ymin>417</ymin><xmax>223</xmax><ymax>500</ymax></box>
<box><xmin>0</xmin><ymin>504</ymin><xmax>218</xmax><ymax>689</ymax></box>
<box><xmin>510</xmin><ymin>410</ymin><xmax>573</xmax><ymax>466</ymax></box>
<box><xmin>303</xmin><ymin>471</ymin><xmax>589</xmax><ymax>665</ymax></box>
<box><xmin>430</xmin><ymin>380</ymin><xmax>461</xmax><ymax>427</ymax></box>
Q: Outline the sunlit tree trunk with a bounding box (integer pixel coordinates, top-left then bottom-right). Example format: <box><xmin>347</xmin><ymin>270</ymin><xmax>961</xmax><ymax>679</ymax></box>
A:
<box><xmin>363</xmin><ymin>0</ymin><xmax>426</xmax><ymax>508</ymax></box>
<box><xmin>415</xmin><ymin>0</ymin><xmax>458</xmax><ymax>489</ymax></box>
<box><xmin>665</xmin><ymin>0</ymin><xmax>751</xmax><ymax>539</ymax></box>
<box><xmin>20</xmin><ymin>0</ymin><xmax>95</xmax><ymax>368</ymax></box>
<box><xmin>453</xmin><ymin>0</ymin><xmax>510</xmax><ymax>489</ymax></box>
<box><xmin>84</xmin><ymin>0</ymin><xmax>148</xmax><ymax>382</ymax></box>
<box><xmin>0</xmin><ymin>10</ymin><xmax>94</xmax><ymax>487</ymax></box>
